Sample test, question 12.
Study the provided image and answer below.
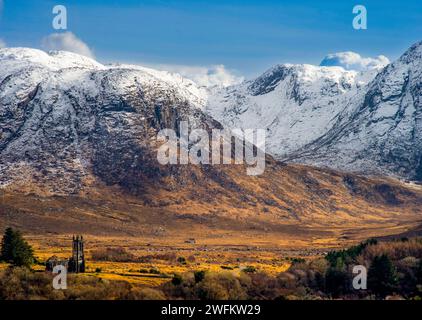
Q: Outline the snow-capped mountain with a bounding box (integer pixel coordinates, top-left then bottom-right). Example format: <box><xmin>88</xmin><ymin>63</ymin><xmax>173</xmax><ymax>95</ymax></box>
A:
<box><xmin>1</xmin><ymin>41</ymin><xmax>421</xmax><ymax>196</ymax></box>
<box><xmin>2</xmin><ymin>45</ymin><xmax>422</xmax><ymax>231</ymax></box>
<box><xmin>289</xmin><ymin>41</ymin><xmax>422</xmax><ymax>181</ymax></box>
<box><xmin>0</xmin><ymin>48</ymin><xmax>217</xmax><ymax>194</ymax></box>
<box><xmin>206</xmin><ymin>41</ymin><xmax>422</xmax><ymax>181</ymax></box>
<box><xmin>206</xmin><ymin>63</ymin><xmax>378</xmax><ymax>156</ymax></box>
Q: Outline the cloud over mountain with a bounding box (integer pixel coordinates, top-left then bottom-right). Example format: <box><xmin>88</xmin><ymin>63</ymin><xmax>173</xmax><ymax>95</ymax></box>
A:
<box><xmin>150</xmin><ymin>63</ymin><xmax>243</xmax><ymax>87</ymax></box>
<box><xmin>320</xmin><ymin>51</ymin><xmax>389</xmax><ymax>71</ymax></box>
<box><xmin>41</xmin><ymin>32</ymin><xmax>94</xmax><ymax>59</ymax></box>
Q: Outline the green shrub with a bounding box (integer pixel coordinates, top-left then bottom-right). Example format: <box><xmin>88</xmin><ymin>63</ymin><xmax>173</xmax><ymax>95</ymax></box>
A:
<box><xmin>289</xmin><ymin>257</ymin><xmax>306</xmax><ymax>264</ymax></box>
<box><xmin>0</xmin><ymin>267</ymin><xmax>64</xmax><ymax>300</ymax></box>
<box><xmin>149</xmin><ymin>268</ymin><xmax>160</xmax><ymax>275</ymax></box>
<box><xmin>243</xmin><ymin>266</ymin><xmax>257</xmax><ymax>273</ymax></box>
<box><xmin>172</xmin><ymin>273</ymin><xmax>183</xmax><ymax>286</ymax></box>
<box><xmin>194</xmin><ymin>270</ymin><xmax>206</xmax><ymax>283</ymax></box>
<box><xmin>129</xmin><ymin>287</ymin><xmax>166</xmax><ymax>300</ymax></box>
<box><xmin>220</xmin><ymin>266</ymin><xmax>233</xmax><ymax>270</ymax></box>
<box><xmin>197</xmin><ymin>273</ymin><xmax>247</xmax><ymax>300</ymax></box>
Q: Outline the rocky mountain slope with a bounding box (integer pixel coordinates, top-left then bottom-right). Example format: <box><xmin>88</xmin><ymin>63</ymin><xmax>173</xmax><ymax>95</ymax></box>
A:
<box><xmin>0</xmin><ymin>48</ymin><xmax>213</xmax><ymax>195</ymax></box>
<box><xmin>288</xmin><ymin>41</ymin><xmax>422</xmax><ymax>181</ymax></box>
<box><xmin>207</xmin><ymin>41</ymin><xmax>422</xmax><ymax>182</ymax></box>
<box><xmin>207</xmin><ymin>64</ymin><xmax>376</xmax><ymax>156</ymax></box>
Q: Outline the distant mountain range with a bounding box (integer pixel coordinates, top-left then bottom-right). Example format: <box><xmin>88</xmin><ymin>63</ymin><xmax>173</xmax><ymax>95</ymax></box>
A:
<box><xmin>207</xmin><ymin>41</ymin><xmax>422</xmax><ymax>182</ymax></box>
<box><xmin>0</xmin><ymin>41</ymin><xmax>421</xmax><ymax>194</ymax></box>
<box><xmin>1</xmin><ymin>43</ymin><xmax>422</xmax><ymax>238</ymax></box>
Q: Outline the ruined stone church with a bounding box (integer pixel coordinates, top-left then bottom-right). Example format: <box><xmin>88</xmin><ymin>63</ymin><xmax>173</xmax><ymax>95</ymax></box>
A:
<box><xmin>46</xmin><ymin>235</ymin><xmax>85</xmax><ymax>273</ymax></box>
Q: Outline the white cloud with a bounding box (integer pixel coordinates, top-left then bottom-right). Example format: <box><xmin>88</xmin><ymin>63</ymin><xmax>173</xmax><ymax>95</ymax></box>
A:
<box><xmin>320</xmin><ymin>52</ymin><xmax>389</xmax><ymax>71</ymax></box>
<box><xmin>0</xmin><ymin>39</ymin><xmax>6</xmax><ymax>48</ymax></box>
<box><xmin>41</xmin><ymin>32</ymin><xmax>94</xmax><ymax>59</ymax></box>
<box><xmin>148</xmin><ymin>63</ymin><xmax>244</xmax><ymax>87</ymax></box>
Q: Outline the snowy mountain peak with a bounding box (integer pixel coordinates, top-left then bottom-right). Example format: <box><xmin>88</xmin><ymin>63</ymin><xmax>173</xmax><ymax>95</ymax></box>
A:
<box><xmin>248</xmin><ymin>63</ymin><xmax>361</xmax><ymax>97</ymax></box>
<box><xmin>0</xmin><ymin>47</ymin><xmax>105</xmax><ymax>71</ymax></box>
<box><xmin>206</xmin><ymin>61</ymin><xmax>376</xmax><ymax>156</ymax></box>
<box><xmin>0</xmin><ymin>47</ymin><xmax>208</xmax><ymax>109</ymax></box>
<box><xmin>398</xmin><ymin>41</ymin><xmax>422</xmax><ymax>65</ymax></box>
<box><xmin>206</xmin><ymin>41</ymin><xmax>422</xmax><ymax>181</ymax></box>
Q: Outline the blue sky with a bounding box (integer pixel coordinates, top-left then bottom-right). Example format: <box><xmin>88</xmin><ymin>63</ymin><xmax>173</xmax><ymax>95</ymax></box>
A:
<box><xmin>0</xmin><ymin>0</ymin><xmax>421</xmax><ymax>78</ymax></box>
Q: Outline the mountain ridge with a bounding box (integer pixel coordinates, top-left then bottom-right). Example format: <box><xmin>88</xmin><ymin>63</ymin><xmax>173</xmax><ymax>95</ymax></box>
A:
<box><xmin>206</xmin><ymin>41</ymin><xmax>422</xmax><ymax>182</ymax></box>
<box><xmin>1</xmin><ymin>45</ymin><xmax>422</xmax><ymax>242</ymax></box>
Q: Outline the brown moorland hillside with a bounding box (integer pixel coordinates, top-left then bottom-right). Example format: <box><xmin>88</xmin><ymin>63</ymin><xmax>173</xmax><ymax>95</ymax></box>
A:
<box><xmin>0</xmin><ymin>47</ymin><xmax>421</xmax><ymax>250</ymax></box>
<box><xmin>1</xmin><ymin>159</ymin><xmax>421</xmax><ymax>249</ymax></box>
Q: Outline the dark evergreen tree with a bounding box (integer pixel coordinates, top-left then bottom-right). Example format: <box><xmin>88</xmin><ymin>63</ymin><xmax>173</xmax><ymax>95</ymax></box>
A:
<box><xmin>0</xmin><ymin>227</ymin><xmax>34</xmax><ymax>267</ymax></box>
<box><xmin>368</xmin><ymin>254</ymin><xmax>398</xmax><ymax>297</ymax></box>
<box><xmin>325</xmin><ymin>257</ymin><xmax>350</xmax><ymax>297</ymax></box>
<box><xmin>0</xmin><ymin>227</ymin><xmax>14</xmax><ymax>262</ymax></box>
